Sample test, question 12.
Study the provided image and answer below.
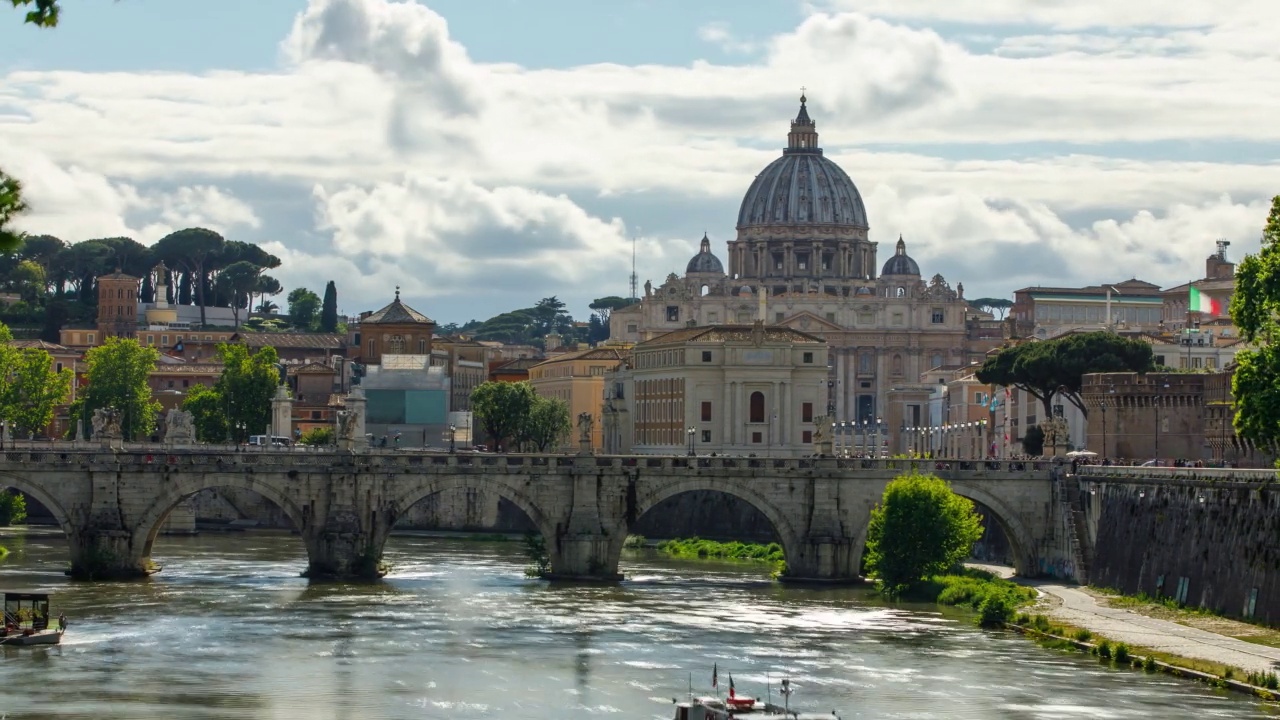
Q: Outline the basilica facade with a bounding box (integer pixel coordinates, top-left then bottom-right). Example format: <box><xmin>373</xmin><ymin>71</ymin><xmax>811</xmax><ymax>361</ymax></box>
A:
<box><xmin>610</xmin><ymin>96</ymin><xmax>974</xmax><ymax>445</ymax></box>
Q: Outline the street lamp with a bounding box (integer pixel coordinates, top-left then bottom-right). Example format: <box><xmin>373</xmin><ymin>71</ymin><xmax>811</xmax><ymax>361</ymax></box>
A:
<box><xmin>1154</xmin><ymin>380</ymin><xmax>1170</xmax><ymax>462</ymax></box>
<box><xmin>839</xmin><ymin>421</ymin><xmax>848</xmax><ymax>457</ymax></box>
<box><xmin>874</xmin><ymin>416</ymin><xmax>883</xmax><ymax>458</ymax></box>
<box><xmin>686</xmin><ymin>426</ymin><xmax>696</xmax><ymax>456</ymax></box>
<box><xmin>449</xmin><ymin>424</ymin><xmax>457</xmax><ymax>453</ymax></box>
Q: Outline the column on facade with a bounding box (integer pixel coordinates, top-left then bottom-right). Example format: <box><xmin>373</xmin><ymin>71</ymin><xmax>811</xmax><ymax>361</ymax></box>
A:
<box><xmin>737</xmin><ymin>382</ymin><xmax>746</xmax><ymax>450</ymax></box>
<box><xmin>781</xmin><ymin>381</ymin><xmax>791</xmax><ymax>451</ymax></box>
<box><xmin>813</xmin><ymin>240</ymin><xmax>823</xmax><ymax>281</ymax></box>
<box><xmin>770</xmin><ymin>380</ymin><xmax>781</xmax><ymax>448</ymax></box>
<box><xmin>722</xmin><ymin>381</ymin><xmax>733</xmax><ymax>449</ymax></box>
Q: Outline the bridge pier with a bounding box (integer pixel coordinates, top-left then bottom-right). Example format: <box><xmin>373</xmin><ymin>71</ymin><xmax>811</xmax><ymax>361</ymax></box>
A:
<box><xmin>781</xmin><ymin>536</ymin><xmax>863</xmax><ymax>584</ymax></box>
<box><xmin>68</xmin><ymin>529</ymin><xmax>156</xmax><ymax>580</ymax></box>
<box><xmin>304</xmin><ymin>530</ymin><xmax>388</xmax><ymax>580</ymax></box>
<box><xmin>544</xmin><ymin>466</ymin><xmax>625</xmax><ymax>582</ymax></box>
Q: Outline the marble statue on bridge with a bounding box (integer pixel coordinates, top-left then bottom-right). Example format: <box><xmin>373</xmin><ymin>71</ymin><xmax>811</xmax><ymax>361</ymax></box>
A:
<box><xmin>577</xmin><ymin>413</ymin><xmax>594</xmax><ymax>455</ymax></box>
<box><xmin>163</xmin><ymin>408</ymin><xmax>196</xmax><ymax>447</ymax></box>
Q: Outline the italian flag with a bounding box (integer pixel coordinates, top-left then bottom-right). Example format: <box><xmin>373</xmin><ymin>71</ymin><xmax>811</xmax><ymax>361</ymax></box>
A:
<box><xmin>1189</xmin><ymin>287</ymin><xmax>1222</xmax><ymax>316</ymax></box>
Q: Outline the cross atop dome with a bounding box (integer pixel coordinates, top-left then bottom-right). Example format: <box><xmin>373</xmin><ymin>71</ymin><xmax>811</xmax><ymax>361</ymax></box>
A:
<box><xmin>787</xmin><ymin>91</ymin><xmax>819</xmax><ymax>154</ymax></box>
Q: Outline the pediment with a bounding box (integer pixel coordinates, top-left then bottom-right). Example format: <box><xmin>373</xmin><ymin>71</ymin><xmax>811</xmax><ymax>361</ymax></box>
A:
<box><xmin>777</xmin><ymin>311</ymin><xmax>844</xmax><ymax>332</ymax></box>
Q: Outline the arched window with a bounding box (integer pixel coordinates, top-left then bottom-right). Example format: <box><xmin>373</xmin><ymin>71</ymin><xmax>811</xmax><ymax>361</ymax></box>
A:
<box><xmin>749</xmin><ymin>392</ymin><xmax>766</xmax><ymax>423</ymax></box>
<box><xmin>387</xmin><ymin>335</ymin><xmax>405</xmax><ymax>354</ymax></box>
<box><xmin>892</xmin><ymin>354</ymin><xmax>903</xmax><ymax>376</ymax></box>
<box><xmin>896</xmin><ymin>287</ymin><xmax>906</xmax><ymax>298</ymax></box>
<box><xmin>701</xmin><ymin>285</ymin><xmax>710</xmax><ymax>296</ymax></box>
<box><xmin>931</xmin><ymin>353</ymin><xmax>943</xmax><ymax>370</ymax></box>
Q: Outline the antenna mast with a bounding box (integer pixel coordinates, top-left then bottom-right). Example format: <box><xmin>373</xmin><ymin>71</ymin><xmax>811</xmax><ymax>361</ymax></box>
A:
<box><xmin>629</xmin><ymin>232</ymin><xmax>639</xmax><ymax>300</ymax></box>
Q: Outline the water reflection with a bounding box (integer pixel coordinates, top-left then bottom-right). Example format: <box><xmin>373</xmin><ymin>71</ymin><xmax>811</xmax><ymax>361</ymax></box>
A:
<box><xmin>0</xmin><ymin>527</ymin><xmax>1274</xmax><ymax>719</ymax></box>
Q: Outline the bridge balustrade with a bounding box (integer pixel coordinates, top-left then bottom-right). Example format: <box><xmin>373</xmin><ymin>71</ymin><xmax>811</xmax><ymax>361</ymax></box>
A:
<box><xmin>1076</xmin><ymin>465</ymin><xmax>1278</xmax><ymax>484</ymax></box>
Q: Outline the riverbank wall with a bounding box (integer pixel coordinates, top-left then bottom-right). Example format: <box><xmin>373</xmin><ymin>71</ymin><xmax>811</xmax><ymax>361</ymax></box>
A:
<box><xmin>1077</xmin><ymin>475</ymin><xmax>1278</xmax><ymax>625</ymax></box>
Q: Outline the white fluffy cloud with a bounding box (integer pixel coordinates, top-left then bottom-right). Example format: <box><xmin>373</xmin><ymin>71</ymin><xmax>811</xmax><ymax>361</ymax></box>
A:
<box><xmin>1</xmin><ymin>0</ymin><xmax>1278</xmax><ymax>320</ymax></box>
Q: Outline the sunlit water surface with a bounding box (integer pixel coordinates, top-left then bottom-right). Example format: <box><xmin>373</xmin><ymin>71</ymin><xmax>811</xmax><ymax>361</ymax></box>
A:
<box><xmin>0</xmin><ymin>528</ymin><xmax>1275</xmax><ymax>719</ymax></box>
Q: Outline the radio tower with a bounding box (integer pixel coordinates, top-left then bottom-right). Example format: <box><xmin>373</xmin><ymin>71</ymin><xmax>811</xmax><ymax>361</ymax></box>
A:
<box><xmin>629</xmin><ymin>233</ymin><xmax>639</xmax><ymax>300</ymax></box>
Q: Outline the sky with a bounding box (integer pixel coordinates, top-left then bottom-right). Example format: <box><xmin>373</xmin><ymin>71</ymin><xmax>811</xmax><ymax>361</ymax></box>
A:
<box><xmin>2</xmin><ymin>0</ymin><xmax>1278</xmax><ymax>325</ymax></box>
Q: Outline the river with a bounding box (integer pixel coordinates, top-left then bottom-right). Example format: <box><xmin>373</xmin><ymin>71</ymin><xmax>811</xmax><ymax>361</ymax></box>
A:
<box><xmin>0</xmin><ymin>528</ymin><xmax>1275</xmax><ymax>719</ymax></box>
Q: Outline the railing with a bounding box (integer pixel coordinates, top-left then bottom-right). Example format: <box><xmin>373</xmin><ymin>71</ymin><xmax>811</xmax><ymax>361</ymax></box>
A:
<box><xmin>0</xmin><ymin>447</ymin><xmax>1056</xmax><ymax>477</ymax></box>
<box><xmin>1076</xmin><ymin>465</ymin><xmax>1279</xmax><ymax>482</ymax></box>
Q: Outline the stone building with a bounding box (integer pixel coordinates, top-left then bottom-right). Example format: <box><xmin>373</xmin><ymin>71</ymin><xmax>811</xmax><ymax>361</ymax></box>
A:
<box><xmin>602</xmin><ymin>324</ymin><xmax>828</xmax><ymax>457</ymax></box>
<box><xmin>1161</xmin><ymin>241</ymin><xmax>1238</xmax><ymax>333</ymax></box>
<box><xmin>1010</xmin><ymin>279</ymin><xmax>1164</xmax><ymax>340</ymax></box>
<box><xmin>349</xmin><ymin>288</ymin><xmax>435</xmax><ymax>364</ymax></box>
<box><xmin>1082</xmin><ymin>372</ymin><xmax>1207</xmax><ymax>462</ymax></box>
<box><xmin>95</xmin><ymin>270</ymin><xmax>141</xmax><ymax>340</ymax></box>
<box><xmin>528</xmin><ymin>347</ymin><xmax>627</xmax><ymax>451</ymax></box>
<box><xmin>610</xmin><ymin>95</ymin><xmax>970</xmax><ymax>453</ymax></box>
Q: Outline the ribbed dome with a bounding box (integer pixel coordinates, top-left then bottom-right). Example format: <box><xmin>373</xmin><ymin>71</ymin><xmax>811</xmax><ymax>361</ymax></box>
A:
<box><xmin>736</xmin><ymin>96</ymin><xmax>869</xmax><ymax>230</ymax></box>
<box><xmin>686</xmin><ymin>233</ymin><xmax>725</xmax><ymax>274</ymax></box>
<box><xmin>881</xmin><ymin>236</ymin><xmax>920</xmax><ymax>276</ymax></box>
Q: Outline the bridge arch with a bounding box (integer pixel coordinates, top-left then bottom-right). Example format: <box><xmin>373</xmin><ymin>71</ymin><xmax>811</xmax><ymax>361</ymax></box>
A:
<box><xmin>623</xmin><ymin>476</ymin><xmax>802</xmax><ymax>570</ymax></box>
<box><xmin>380</xmin><ymin>476</ymin><xmax>558</xmax><ymax>550</ymax></box>
<box><xmin>135</xmin><ymin>472</ymin><xmax>310</xmax><ymax>558</ymax></box>
<box><xmin>0</xmin><ymin>471</ymin><xmax>74</xmax><ymax>536</ymax></box>
<box><xmin>949</xmin><ymin>481</ymin><xmax>1036</xmax><ymax>576</ymax></box>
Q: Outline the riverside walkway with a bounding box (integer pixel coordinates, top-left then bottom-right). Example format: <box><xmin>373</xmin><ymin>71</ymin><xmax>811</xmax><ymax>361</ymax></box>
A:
<box><xmin>1030</xmin><ymin>581</ymin><xmax>1280</xmax><ymax>676</ymax></box>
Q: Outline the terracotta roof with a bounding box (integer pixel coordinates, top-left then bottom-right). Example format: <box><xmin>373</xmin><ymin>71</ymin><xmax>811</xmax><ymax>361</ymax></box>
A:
<box><xmin>149</xmin><ymin>363</ymin><xmax>225</xmax><ymax>375</ymax></box>
<box><xmin>532</xmin><ymin>346</ymin><xmax>627</xmax><ymax>366</ymax></box>
<box><xmin>10</xmin><ymin>339</ymin><xmax>72</xmax><ymax>352</ymax></box>
<box><xmin>289</xmin><ymin>362</ymin><xmax>337</xmax><ymax>375</ymax></box>
<box><xmin>492</xmin><ymin>357</ymin><xmax>544</xmax><ymax>372</ymax></box>
<box><xmin>360</xmin><ymin>294</ymin><xmax>434</xmax><ymax>325</ymax></box>
<box><xmin>639</xmin><ymin>324</ymin><xmax>825</xmax><ymax>346</ymax></box>
<box><xmin>235</xmin><ymin>332</ymin><xmax>345</xmax><ymax>349</ymax></box>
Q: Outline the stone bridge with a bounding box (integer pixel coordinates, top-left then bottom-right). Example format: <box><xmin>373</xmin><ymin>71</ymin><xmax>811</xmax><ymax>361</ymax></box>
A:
<box><xmin>0</xmin><ymin>448</ymin><xmax>1074</xmax><ymax>582</ymax></box>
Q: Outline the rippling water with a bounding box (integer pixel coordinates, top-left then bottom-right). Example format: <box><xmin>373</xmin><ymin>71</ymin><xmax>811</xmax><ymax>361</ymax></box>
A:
<box><xmin>0</xmin><ymin>527</ymin><xmax>1275</xmax><ymax>719</ymax></box>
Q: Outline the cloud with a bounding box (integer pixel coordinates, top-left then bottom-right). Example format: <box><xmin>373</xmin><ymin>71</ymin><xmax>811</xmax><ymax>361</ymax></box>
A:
<box><xmin>1</xmin><ymin>0</ymin><xmax>1278</xmax><ymax>320</ymax></box>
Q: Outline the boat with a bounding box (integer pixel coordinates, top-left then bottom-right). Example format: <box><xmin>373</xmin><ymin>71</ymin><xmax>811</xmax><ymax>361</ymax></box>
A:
<box><xmin>1</xmin><ymin>592</ymin><xmax>66</xmax><ymax>646</ymax></box>
<box><xmin>672</xmin><ymin>674</ymin><xmax>841</xmax><ymax>719</ymax></box>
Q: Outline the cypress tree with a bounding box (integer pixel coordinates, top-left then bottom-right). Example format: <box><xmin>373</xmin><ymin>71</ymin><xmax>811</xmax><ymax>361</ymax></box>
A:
<box><xmin>139</xmin><ymin>272</ymin><xmax>154</xmax><ymax>303</ymax></box>
<box><xmin>320</xmin><ymin>280</ymin><xmax>339</xmax><ymax>333</ymax></box>
<box><xmin>178</xmin><ymin>271</ymin><xmax>192</xmax><ymax>305</ymax></box>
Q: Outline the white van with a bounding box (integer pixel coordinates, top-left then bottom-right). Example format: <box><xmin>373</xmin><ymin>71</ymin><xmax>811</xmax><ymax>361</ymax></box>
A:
<box><xmin>248</xmin><ymin>435</ymin><xmax>292</xmax><ymax>447</ymax></box>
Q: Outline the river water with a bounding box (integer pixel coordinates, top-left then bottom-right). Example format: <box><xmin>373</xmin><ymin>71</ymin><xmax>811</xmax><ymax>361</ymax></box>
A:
<box><xmin>0</xmin><ymin>528</ymin><xmax>1274</xmax><ymax>720</ymax></box>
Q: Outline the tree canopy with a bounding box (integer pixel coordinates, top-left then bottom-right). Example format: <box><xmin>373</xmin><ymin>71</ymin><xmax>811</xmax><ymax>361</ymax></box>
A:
<box><xmin>976</xmin><ymin>332</ymin><xmax>1153</xmax><ymax>418</ymax></box>
<box><xmin>967</xmin><ymin>297</ymin><xmax>1013</xmax><ymax>320</ymax></box>
<box><xmin>0</xmin><ymin>321</ymin><xmax>72</xmax><ymax>438</ymax></box>
<box><xmin>865</xmin><ymin>473</ymin><xmax>985</xmax><ymax>596</ymax></box>
<box><xmin>470</xmin><ymin>381</ymin><xmax>537</xmax><ymax>450</ymax></box>
<box><xmin>0</xmin><ymin>169</ymin><xmax>27</xmax><ymax>254</ymax></box>
<box><xmin>11</xmin><ymin>0</ymin><xmax>59</xmax><ymax>27</ymax></box>
<box><xmin>1229</xmin><ymin>195</ymin><xmax>1280</xmax><ymax>449</ymax></box>
<box><xmin>288</xmin><ymin>287</ymin><xmax>322</xmax><ymax>330</ymax></box>
<box><xmin>72</xmin><ymin>337</ymin><xmax>161</xmax><ymax>440</ymax></box>
<box><xmin>524</xmin><ymin>396</ymin><xmax>572</xmax><ymax>452</ymax></box>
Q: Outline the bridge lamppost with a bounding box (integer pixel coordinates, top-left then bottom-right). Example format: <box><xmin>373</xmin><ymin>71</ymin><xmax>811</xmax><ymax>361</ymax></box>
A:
<box><xmin>838</xmin><ymin>421</ymin><xmax>848</xmax><ymax>457</ymax></box>
<box><xmin>448</xmin><ymin>424</ymin><xmax>456</xmax><ymax>454</ymax></box>
<box><xmin>873</xmin><ymin>416</ymin><xmax>883</xmax><ymax>458</ymax></box>
<box><xmin>686</xmin><ymin>426</ymin><xmax>696</xmax><ymax>457</ymax></box>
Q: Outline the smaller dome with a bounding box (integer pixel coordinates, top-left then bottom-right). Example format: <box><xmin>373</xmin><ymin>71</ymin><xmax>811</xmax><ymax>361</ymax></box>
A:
<box><xmin>881</xmin><ymin>235</ymin><xmax>921</xmax><ymax>277</ymax></box>
<box><xmin>686</xmin><ymin>233</ymin><xmax>725</xmax><ymax>275</ymax></box>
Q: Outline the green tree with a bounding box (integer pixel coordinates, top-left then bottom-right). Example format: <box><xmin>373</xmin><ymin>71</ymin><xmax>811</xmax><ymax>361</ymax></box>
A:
<box><xmin>0</xmin><ymin>333</ymin><xmax>72</xmax><ymax>438</ymax></box>
<box><xmin>216</xmin><ymin>261</ymin><xmax>261</xmax><ymax>328</ymax></box>
<box><xmin>0</xmin><ymin>168</ymin><xmax>26</xmax><ymax>254</ymax></box>
<box><xmin>152</xmin><ymin>228</ymin><xmax>226</xmax><ymax>328</ymax></box>
<box><xmin>73</xmin><ymin>337</ymin><xmax>161</xmax><ymax>440</ymax></box>
<box><xmin>976</xmin><ymin>332</ymin><xmax>1153</xmax><ymax>418</ymax></box>
<box><xmin>299</xmin><ymin>426</ymin><xmax>335</xmax><ymax>446</ymax></box>
<box><xmin>11</xmin><ymin>0</ymin><xmax>59</xmax><ymax>27</ymax></box>
<box><xmin>524</xmin><ymin>396</ymin><xmax>572</xmax><ymax>452</ymax></box>
<box><xmin>865</xmin><ymin>473</ymin><xmax>985</xmax><ymax>596</ymax></box>
<box><xmin>470</xmin><ymin>381</ymin><xmax>536</xmax><ymax>450</ymax></box>
<box><xmin>181</xmin><ymin>384</ymin><xmax>228</xmax><ymax>442</ymax></box>
<box><xmin>287</xmin><ymin>287</ymin><xmax>321</xmax><ymax>330</ymax></box>
<box><xmin>1021</xmin><ymin>425</ymin><xmax>1045</xmax><ymax>456</ymax></box>
<box><xmin>214</xmin><ymin>343</ymin><xmax>280</xmax><ymax>442</ymax></box>
<box><xmin>320</xmin><ymin>280</ymin><xmax>339</xmax><ymax>333</ymax></box>
<box><xmin>252</xmin><ymin>275</ymin><xmax>282</xmax><ymax>317</ymax></box>
<box><xmin>0</xmin><ymin>490</ymin><xmax>27</xmax><ymax>526</ymax></box>
<box><xmin>8</xmin><ymin>259</ymin><xmax>45</xmax><ymax>302</ymax></box>
<box><xmin>1230</xmin><ymin>195</ymin><xmax>1280</xmax><ymax>449</ymax></box>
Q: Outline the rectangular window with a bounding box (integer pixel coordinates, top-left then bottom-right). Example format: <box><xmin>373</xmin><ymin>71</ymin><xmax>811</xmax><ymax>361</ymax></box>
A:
<box><xmin>802</xmin><ymin>430</ymin><xmax>813</xmax><ymax>444</ymax></box>
<box><xmin>368</xmin><ymin>340</ymin><xmax>375</xmax><ymax>356</ymax></box>
<box><xmin>700</xmin><ymin>401</ymin><xmax>712</xmax><ymax>422</ymax></box>
<box><xmin>627</xmin><ymin>324</ymin><xmax>638</xmax><ymax>334</ymax></box>
<box><xmin>796</xmin><ymin>254</ymin><xmax>808</xmax><ymax>270</ymax></box>
<box><xmin>752</xmin><ymin>431</ymin><xmax>762</xmax><ymax>444</ymax></box>
<box><xmin>166</xmin><ymin>380</ymin><xmax>174</xmax><ymax>389</ymax></box>
<box><xmin>1154</xmin><ymin>355</ymin><xmax>1166</xmax><ymax>366</ymax></box>
<box><xmin>701</xmin><ymin>351</ymin><xmax>712</xmax><ymax>363</ymax></box>
<box><xmin>182</xmin><ymin>379</ymin><xmax>189</xmax><ymax>388</ymax></box>
<box><xmin>802</xmin><ymin>352</ymin><xmax>814</xmax><ymax>364</ymax></box>
<box><xmin>802</xmin><ymin>402</ymin><xmax>813</xmax><ymax>422</ymax></box>
<box><xmin>775</xmin><ymin>312</ymin><xmax>785</xmax><ymax>323</ymax></box>
<box><xmin>87</xmin><ymin>334</ymin><xmax>95</xmax><ymax>343</ymax></box>
<box><xmin>312</xmin><ymin>411</ymin><xmax>321</xmax><ymax>420</ymax></box>
<box><xmin>701</xmin><ymin>430</ymin><xmax>711</xmax><ymax>443</ymax></box>
<box><xmin>419</xmin><ymin>340</ymin><xmax>426</xmax><ymax>353</ymax></box>
<box><xmin>892</xmin><ymin>313</ymin><xmax>904</xmax><ymax>325</ymax></box>
<box><xmin>666</xmin><ymin>306</ymin><xmax>680</xmax><ymax>322</ymax></box>
<box><xmin>161</xmin><ymin>335</ymin><xmax>169</xmax><ymax>345</ymax></box>
<box><xmin>55</xmin><ymin>362</ymin><xmax>63</xmax><ymax>373</ymax></box>
<box><xmin>147</xmin><ymin>335</ymin><xmax>155</xmax><ymax>344</ymax></box>
<box><xmin>931</xmin><ymin>308</ymin><xmax>944</xmax><ymax>324</ymax></box>
<box><xmin>825</xmin><ymin>312</ymin><xmax>835</xmax><ymax>322</ymax></box>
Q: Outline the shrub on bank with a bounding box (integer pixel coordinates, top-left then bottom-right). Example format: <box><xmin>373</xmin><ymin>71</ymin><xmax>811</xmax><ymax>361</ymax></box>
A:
<box><xmin>655</xmin><ymin>537</ymin><xmax>787</xmax><ymax>576</ymax></box>
<box><xmin>0</xmin><ymin>490</ymin><xmax>26</xmax><ymax>526</ymax></box>
<box><xmin>913</xmin><ymin>568</ymin><xmax>1036</xmax><ymax>626</ymax></box>
<box><xmin>865</xmin><ymin>473</ymin><xmax>984</xmax><ymax>597</ymax></box>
